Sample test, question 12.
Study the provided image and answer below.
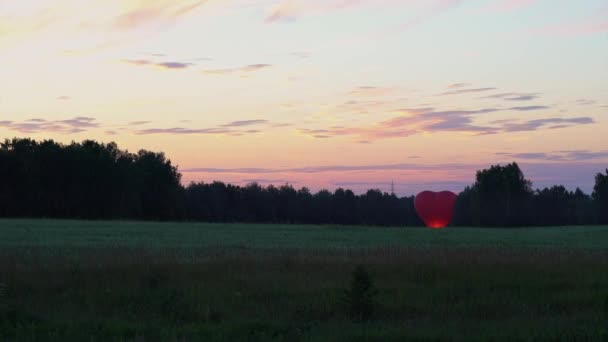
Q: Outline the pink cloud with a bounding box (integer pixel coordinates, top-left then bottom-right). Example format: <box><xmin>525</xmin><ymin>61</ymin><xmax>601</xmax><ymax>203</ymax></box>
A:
<box><xmin>0</xmin><ymin>117</ymin><xmax>99</xmax><ymax>134</ymax></box>
<box><xmin>297</xmin><ymin>106</ymin><xmax>594</xmax><ymax>142</ymax></box>
<box><xmin>483</xmin><ymin>0</ymin><xmax>538</xmax><ymax>12</ymax></box>
<box><xmin>0</xmin><ymin>0</ymin><xmax>209</xmax><ymax>54</ymax></box>
<box><xmin>180</xmin><ymin>161</ymin><xmax>604</xmax><ymax>195</ymax></box>
<box><xmin>203</xmin><ymin>64</ymin><xmax>273</xmax><ymax>75</ymax></box>
<box><xmin>328</xmin><ymin>0</ymin><xmax>462</xmax><ymax>48</ymax></box>
<box><xmin>265</xmin><ymin>0</ymin><xmax>402</xmax><ymax>23</ymax></box>
<box><xmin>536</xmin><ymin>19</ymin><xmax>608</xmax><ymax>37</ymax></box>
<box><xmin>397</xmin><ymin>0</ymin><xmax>462</xmax><ymax>31</ymax></box>
<box><xmin>530</xmin><ymin>5</ymin><xmax>608</xmax><ymax>37</ymax></box>
<box><xmin>114</xmin><ymin>1</ymin><xmax>206</xmax><ymax>30</ymax></box>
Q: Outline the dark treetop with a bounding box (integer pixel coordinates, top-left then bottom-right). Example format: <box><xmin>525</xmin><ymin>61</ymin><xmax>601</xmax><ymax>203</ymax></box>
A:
<box><xmin>0</xmin><ymin>138</ymin><xmax>606</xmax><ymax>226</ymax></box>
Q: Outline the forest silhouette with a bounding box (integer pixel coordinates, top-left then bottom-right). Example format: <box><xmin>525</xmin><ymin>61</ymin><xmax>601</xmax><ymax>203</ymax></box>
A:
<box><xmin>0</xmin><ymin>138</ymin><xmax>606</xmax><ymax>226</ymax></box>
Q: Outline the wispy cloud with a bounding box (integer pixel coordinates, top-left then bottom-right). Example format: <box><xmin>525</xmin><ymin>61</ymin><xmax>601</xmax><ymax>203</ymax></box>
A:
<box><xmin>136</xmin><ymin>118</ymin><xmax>277</xmax><ymax>135</ymax></box>
<box><xmin>0</xmin><ymin>117</ymin><xmax>99</xmax><ymax>134</ymax></box>
<box><xmin>497</xmin><ymin>150</ymin><xmax>608</xmax><ymax>161</ymax></box>
<box><xmin>203</xmin><ymin>64</ymin><xmax>272</xmax><ymax>75</ymax></box>
<box><xmin>482</xmin><ymin>0</ymin><xmax>538</xmax><ymax>13</ymax></box>
<box><xmin>241</xmin><ymin>178</ymin><xmax>300</xmax><ymax>185</ymax></box>
<box><xmin>136</xmin><ymin>127</ymin><xmax>234</xmax><ymax>135</ymax></box>
<box><xmin>123</xmin><ymin>59</ymin><xmax>193</xmax><ymax>70</ymax></box>
<box><xmin>438</xmin><ymin>85</ymin><xmax>542</xmax><ymax>101</ymax></box>
<box><xmin>481</xmin><ymin>92</ymin><xmax>541</xmax><ymax>101</ymax></box>
<box><xmin>536</xmin><ymin>20</ymin><xmax>608</xmax><ymax>37</ymax></box>
<box><xmin>331</xmin><ymin>180</ymin><xmax>471</xmax><ymax>191</ymax></box>
<box><xmin>0</xmin><ymin>2</ymin><xmax>61</xmax><ymax>46</ymax></box>
<box><xmin>530</xmin><ymin>5</ymin><xmax>608</xmax><ymax>37</ymax></box>
<box><xmin>495</xmin><ymin>117</ymin><xmax>594</xmax><ymax>132</ymax></box>
<box><xmin>336</xmin><ymin>99</ymin><xmax>393</xmax><ymax>115</ymax></box>
<box><xmin>263</xmin><ymin>0</ymin><xmax>460</xmax><ymax>26</ymax></box>
<box><xmin>113</xmin><ymin>1</ymin><xmax>206</xmax><ymax>31</ymax></box>
<box><xmin>438</xmin><ymin>87</ymin><xmax>497</xmax><ymax>96</ymax></box>
<box><xmin>348</xmin><ymin>86</ymin><xmax>399</xmax><ymax>97</ymax></box>
<box><xmin>182</xmin><ymin>162</ymin><xmax>477</xmax><ymax>174</ymax></box>
<box><xmin>447</xmin><ymin>83</ymin><xmax>470</xmax><ymax>88</ymax></box>
<box><xmin>0</xmin><ymin>1</ymin><xmax>207</xmax><ymax>52</ymax></box>
<box><xmin>300</xmin><ymin>0</ymin><xmax>463</xmax><ymax>50</ymax></box>
<box><xmin>265</xmin><ymin>0</ymin><xmax>390</xmax><ymax>23</ymax></box>
<box><xmin>575</xmin><ymin>99</ymin><xmax>597</xmax><ymax>106</ymax></box>
<box><xmin>398</xmin><ymin>0</ymin><xmax>463</xmax><ymax>31</ymax></box>
<box><xmin>291</xmin><ymin>51</ymin><xmax>309</xmax><ymax>58</ymax></box>
<box><xmin>128</xmin><ymin>121</ymin><xmax>151</xmax><ymax>126</ymax></box>
<box><xmin>508</xmin><ymin>106</ymin><xmax>549</xmax><ymax>111</ymax></box>
<box><xmin>265</xmin><ymin>0</ymin><xmax>310</xmax><ymax>23</ymax></box>
<box><xmin>157</xmin><ymin>62</ymin><xmax>192</xmax><ymax>69</ymax></box>
<box><xmin>220</xmin><ymin>120</ymin><xmax>269</xmax><ymax>127</ymax></box>
<box><xmin>0</xmin><ymin>116</ymin><xmax>280</xmax><ymax>136</ymax></box>
<box><xmin>181</xmin><ymin>161</ymin><xmax>605</xmax><ymax>194</ymax></box>
<box><xmin>298</xmin><ymin>106</ymin><xmax>594</xmax><ymax>141</ymax></box>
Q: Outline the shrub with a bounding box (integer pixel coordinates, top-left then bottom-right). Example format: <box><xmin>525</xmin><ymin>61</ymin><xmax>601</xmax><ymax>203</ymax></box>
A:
<box><xmin>0</xmin><ymin>282</ymin><xmax>5</xmax><ymax>312</ymax></box>
<box><xmin>344</xmin><ymin>265</ymin><xmax>377</xmax><ymax>322</ymax></box>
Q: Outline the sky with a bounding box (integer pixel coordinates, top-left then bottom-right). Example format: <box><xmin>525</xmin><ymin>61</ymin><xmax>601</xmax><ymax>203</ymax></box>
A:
<box><xmin>1</xmin><ymin>0</ymin><xmax>607</xmax><ymax>195</ymax></box>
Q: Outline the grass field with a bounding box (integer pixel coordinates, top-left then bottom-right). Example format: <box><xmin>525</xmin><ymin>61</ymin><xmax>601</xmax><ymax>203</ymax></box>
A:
<box><xmin>1</xmin><ymin>219</ymin><xmax>608</xmax><ymax>341</ymax></box>
<box><xmin>1</xmin><ymin>219</ymin><xmax>608</xmax><ymax>249</ymax></box>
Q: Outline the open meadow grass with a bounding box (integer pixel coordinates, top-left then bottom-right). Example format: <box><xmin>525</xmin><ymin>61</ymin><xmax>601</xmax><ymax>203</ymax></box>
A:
<box><xmin>1</xmin><ymin>219</ymin><xmax>608</xmax><ymax>341</ymax></box>
<box><xmin>1</xmin><ymin>219</ymin><xmax>608</xmax><ymax>250</ymax></box>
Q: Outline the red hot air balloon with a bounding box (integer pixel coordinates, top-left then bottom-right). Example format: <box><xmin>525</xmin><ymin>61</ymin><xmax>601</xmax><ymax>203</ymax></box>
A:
<box><xmin>414</xmin><ymin>191</ymin><xmax>458</xmax><ymax>228</ymax></box>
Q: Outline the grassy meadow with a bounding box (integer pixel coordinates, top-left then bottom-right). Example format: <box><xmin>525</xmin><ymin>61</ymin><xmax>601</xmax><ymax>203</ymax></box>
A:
<box><xmin>2</xmin><ymin>219</ymin><xmax>608</xmax><ymax>250</ymax></box>
<box><xmin>1</xmin><ymin>219</ymin><xmax>608</xmax><ymax>341</ymax></box>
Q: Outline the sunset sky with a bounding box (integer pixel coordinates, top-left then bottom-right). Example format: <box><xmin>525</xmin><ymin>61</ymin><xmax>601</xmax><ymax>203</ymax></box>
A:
<box><xmin>1</xmin><ymin>0</ymin><xmax>607</xmax><ymax>195</ymax></box>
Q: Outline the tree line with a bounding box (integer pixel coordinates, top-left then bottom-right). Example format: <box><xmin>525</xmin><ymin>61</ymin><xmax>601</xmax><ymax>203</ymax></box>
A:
<box><xmin>0</xmin><ymin>138</ymin><xmax>606</xmax><ymax>226</ymax></box>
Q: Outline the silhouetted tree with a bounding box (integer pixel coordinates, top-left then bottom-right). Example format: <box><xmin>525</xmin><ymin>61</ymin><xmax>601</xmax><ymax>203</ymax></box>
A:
<box><xmin>452</xmin><ymin>186</ymin><xmax>476</xmax><ymax>226</ymax></box>
<box><xmin>0</xmin><ymin>138</ymin><xmax>602</xmax><ymax>226</ymax></box>
<box><xmin>570</xmin><ymin>188</ymin><xmax>595</xmax><ymax>225</ymax></box>
<box><xmin>593</xmin><ymin>170</ymin><xmax>608</xmax><ymax>224</ymax></box>
<box><xmin>0</xmin><ymin>138</ymin><xmax>182</xmax><ymax>220</ymax></box>
<box><xmin>533</xmin><ymin>186</ymin><xmax>577</xmax><ymax>225</ymax></box>
<box><xmin>454</xmin><ymin>163</ymin><xmax>598</xmax><ymax>227</ymax></box>
<box><xmin>462</xmin><ymin>163</ymin><xmax>533</xmax><ymax>226</ymax></box>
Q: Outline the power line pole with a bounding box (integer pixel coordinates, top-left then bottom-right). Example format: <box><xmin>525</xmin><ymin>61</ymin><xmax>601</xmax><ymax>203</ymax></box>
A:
<box><xmin>390</xmin><ymin>180</ymin><xmax>395</xmax><ymax>195</ymax></box>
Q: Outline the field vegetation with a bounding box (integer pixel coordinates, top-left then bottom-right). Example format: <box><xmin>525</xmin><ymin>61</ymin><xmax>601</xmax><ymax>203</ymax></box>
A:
<box><xmin>1</xmin><ymin>220</ymin><xmax>607</xmax><ymax>341</ymax></box>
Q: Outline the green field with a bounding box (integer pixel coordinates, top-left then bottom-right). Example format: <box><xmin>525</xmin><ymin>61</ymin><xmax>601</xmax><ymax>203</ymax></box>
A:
<box><xmin>2</xmin><ymin>219</ymin><xmax>608</xmax><ymax>249</ymax></box>
<box><xmin>1</xmin><ymin>220</ymin><xmax>608</xmax><ymax>341</ymax></box>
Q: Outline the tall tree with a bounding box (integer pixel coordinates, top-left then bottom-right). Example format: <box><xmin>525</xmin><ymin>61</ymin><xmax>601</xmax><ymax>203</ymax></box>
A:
<box><xmin>592</xmin><ymin>169</ymin><xmax>608</xmax><ymax>224</ymax></box>
<box><xmin>470</xmin><ymin>162</ymin><xmax>533</xmax><ymax>226</ymax></box>
<box><xmin>0</xmin><ymin>138</ymin><xmax>183</xmax><ymax>220</ymax></box>
<box><xmin>0</xmin><ymin>137</ymin><xmax>602</xmax><ymax>226</ymax></box>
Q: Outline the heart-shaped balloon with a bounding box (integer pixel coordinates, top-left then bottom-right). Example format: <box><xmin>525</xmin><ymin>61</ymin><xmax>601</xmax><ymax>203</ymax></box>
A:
<box><xmin>414</xmin><ymin>191</ymin><xmax>458</xmax><ymax>228</ymax></box>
